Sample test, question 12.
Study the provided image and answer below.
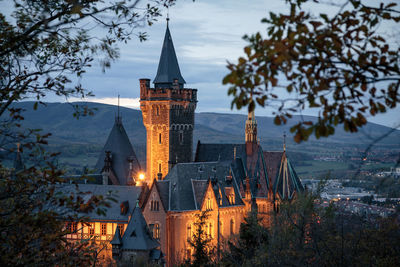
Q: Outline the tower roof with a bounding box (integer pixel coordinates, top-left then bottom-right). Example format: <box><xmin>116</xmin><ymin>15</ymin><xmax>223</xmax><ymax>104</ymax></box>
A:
<box><xmin>153</xmin><ymin>23</ymin><xmax>186</xmax><ymax>88</ymax></box>
<box><xmin>95</xmin><ymin>118</ymin><xmax>141</xmax><ymax>185</ymax></box>
<box><xmin>111</xmin><ymin>225</ymin><xmax>122</xmax><ymax>245</ymax></box>
<box><xmin>120</xmin><ymin>203</ymin><xmax>159</xmax><ymax>251</ymax></box>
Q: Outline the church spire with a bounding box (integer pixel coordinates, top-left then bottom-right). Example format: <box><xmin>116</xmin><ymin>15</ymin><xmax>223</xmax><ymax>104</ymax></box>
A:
<box><xmin>153</xmin><ymin>18</ymin><xmax>186</xmax><ymax>88</ymax></box>
<box><xmin>245</xmin><ymin>109</ymin><xmax>257</xmax><ymax>143</ymax></box>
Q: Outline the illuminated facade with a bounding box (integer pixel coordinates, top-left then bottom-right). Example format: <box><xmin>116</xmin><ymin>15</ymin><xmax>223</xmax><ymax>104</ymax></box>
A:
<box><xmin>140</xmin><ymin>22</ymin><xmax>197</xmax><ymax>183</ymax></box>
<box><xmin>61</xmin><ymin>20</ymin><xmax>304</xmax><ymax>267</ymax></box>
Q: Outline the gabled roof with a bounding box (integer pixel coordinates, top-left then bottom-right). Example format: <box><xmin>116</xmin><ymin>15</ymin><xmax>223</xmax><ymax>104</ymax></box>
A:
<box><xmin>195</xmin><ymin>142</ymin><xmax>305</xmax><ymax>200</ymax></box>
<box><xmin>163</xmin><ymin>161</ymin><xmax>244</xmax><ymax>211</ymax></box>
<box><xmin>94</xmin><ymin>118</ymin><xmax>141</xmax><ymax>185</ymax></box>
<box><xmin>192</xmin><ymin>180</ymin><xmax>208</xmax><ymax>209</ymax></box>
<box><xmin>142</xmin><ymin>179</ymin><xmax>169</xmax><ymax>212</ymax></box>
<box><xmin>153</xmin><ymin>23</ymin><xmax>186</xmax><ymax>88</ymax></box>
<box><xmin>121</xmin><ymin>203</ymin><xmax>159</xmax><ymax>251</ymax></box>
<box><xmin>273</xmin><ymin>152</ymin><xmax>304</xmax><ymax>200</ymax></box>
<box><xmin>111</xmin><ymin>226</ymin><xmax>122</xmax><ymax>245</ymax></box>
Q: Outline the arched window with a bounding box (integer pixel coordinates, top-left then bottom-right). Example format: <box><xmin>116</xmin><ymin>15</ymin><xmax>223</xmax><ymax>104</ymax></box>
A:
<box><xmin>209</xmin><ymin>222</ymin><xmax>213</xmax><ymax>238</ymax></box>
<box><xmin>158</xmin><ymin>163</ymin><xmax>162</xmax><ymax>173</ymax></box>
<box><xmin>159</xmin><ymin>133</ymin><xmax>162</xmax><ymax>144</ymax></box>
<box><xmin>230</xmin><ymin>219</ymin><xmax>234</xmax><ymax>235</ymax></box>
<box><xmin>156</xmin><ymin>106</ymin><xmax>159</xmax><ymax>116</ymax></box>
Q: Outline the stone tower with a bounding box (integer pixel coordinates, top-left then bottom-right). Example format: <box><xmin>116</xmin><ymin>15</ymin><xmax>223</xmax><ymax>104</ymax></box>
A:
<box><xmin>140</xmin><ymin>21</ymin><xmax>197</xmax><ymax>183</ymax></box>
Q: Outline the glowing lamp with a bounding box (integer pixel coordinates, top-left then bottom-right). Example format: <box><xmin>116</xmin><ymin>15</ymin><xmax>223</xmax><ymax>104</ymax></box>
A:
<box><xmin>139</xmin><ymin>173</ymin><xmax>145</xmax><ymax>180</ymax></box>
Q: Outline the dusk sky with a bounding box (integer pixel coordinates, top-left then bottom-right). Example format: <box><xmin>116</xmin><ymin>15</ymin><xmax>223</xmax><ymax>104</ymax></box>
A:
<box><xmin>50</xmin><ymin>0</ymin><xmax>399</xmax><ymax>128</ymax></box>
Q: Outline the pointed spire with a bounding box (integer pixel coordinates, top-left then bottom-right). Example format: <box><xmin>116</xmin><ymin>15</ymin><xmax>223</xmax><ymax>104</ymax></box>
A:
<box><xmin>153</xmin><ymin>19</ymin><xmax>186</xmax><ymax>88</ymax></box>
<box><xmin>283</xmin><ymin>131</ymin><xmax>286</xmax><ymax>152</ymax></box>
<box><xmin>13</xmin><ymin>143</ymin><xmax>23</xmax><ymax>171</ymax></box>
<box><xmin>116</xmin><ymin>94</ymin><xmax>121</xmax><ymax>124</ymax></box>
<box><xmin>111</xmin><ymin>225</ymin><xmax>122</xmax><ymax>245</ymax></box>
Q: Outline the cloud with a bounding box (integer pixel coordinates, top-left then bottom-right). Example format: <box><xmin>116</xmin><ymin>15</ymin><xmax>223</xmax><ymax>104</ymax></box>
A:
<box><xmin>69</xmin><ymin>97</ymin><xmax>140</xmax><ymax>110</ymax></box>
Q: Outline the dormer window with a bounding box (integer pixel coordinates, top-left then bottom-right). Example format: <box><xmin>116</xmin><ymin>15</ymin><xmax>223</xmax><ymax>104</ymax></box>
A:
<box><xmin>225</xmin><ymin>187</ymin><xmax>235</xmax><ymax>205</ymax></box>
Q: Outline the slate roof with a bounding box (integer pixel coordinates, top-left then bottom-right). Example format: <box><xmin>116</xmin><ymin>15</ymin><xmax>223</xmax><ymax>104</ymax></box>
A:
<box><xmin>155</xmin><ymin>180</ymin><xmax>170</xmax><ymax>211</ymax></box>
<box><xmin>56</xmin><ymin>184</ymin><xmax>142</xmax><ymax>222</ymax></box>
<box><xmin>273</xmin><ymin>152</ymin><xmax>304</xmax><ymax>200</ymax></box>
<box><xmin>194</xmin><ymin>142</ymin><xmax>304</xmax><ymax>201</ymax></box>
<box><xmin>194</xmin><ymin>142</ymin><xmax>246</xmax><ymax>162</ymax></box>
<box><xmin>162</xmin><ymin>161</ymin><xmax>244</xmax><ymax>211</ymax></box>
<box><xmin>263</xmin><ymin>151</ymin><xmax>284</xmax><ymax>186</ymax></box>
<box><xmin>153</xmin><ymin>23</ymin><xmax>186</xmax><ymax>88</ymax></box>
<box><xmin>111</xmin><ymin>226</ymin><xmax>122</xmax><ymax>245</ymax></box>
<box><xmin>120</xmin><ymin>204</ymin><xmax>159</xmax><ymax>251</ymax></box>
<box><xmin>94</xmin><ymin>117</ymin><xmax>141</xmax><ymax>185</ymax></box>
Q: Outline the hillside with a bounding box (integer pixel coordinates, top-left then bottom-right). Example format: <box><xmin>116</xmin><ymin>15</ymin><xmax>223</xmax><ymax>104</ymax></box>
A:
<box><xmin>2</xmin><ymin>101</ymin><xmax>399</xmax><ymax>174</ymax></box>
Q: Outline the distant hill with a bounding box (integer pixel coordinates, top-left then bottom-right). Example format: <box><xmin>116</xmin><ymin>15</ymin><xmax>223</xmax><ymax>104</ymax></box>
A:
<box><xmin>3</xmin><ymin>101</ymin><xmax>399</xmax><ymax>167</ymax></box>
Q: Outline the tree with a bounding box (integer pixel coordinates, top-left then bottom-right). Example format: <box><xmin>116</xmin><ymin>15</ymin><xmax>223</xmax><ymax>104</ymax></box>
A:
<box><xmin>185</xmin><ymin>211</ymin><xmax>214</xmax><ymax>267</ymax></box>
<box><xmin>223</xmin><ymin>0</ymin><xmax>400</xmax><ymax>142</ymax></box>
<box><xmin>222</xmin><ymin>191</ymin><xmax>400</xmax><ymax>266</ymax></box>
<box><xmin>0</xmin><ymin>0</ymin><xmax>171</xmax><ymax>265</ymax></box>
<box><xmin>221</xmin><ymin>211</ymin><xmax>269</xmax><ymax>266</ymax></box>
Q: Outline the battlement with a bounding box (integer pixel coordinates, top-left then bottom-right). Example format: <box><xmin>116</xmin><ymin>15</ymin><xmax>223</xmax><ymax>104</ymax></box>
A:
<box><xmin>139</xmin><ymin>78</ymin><xmax>197</xmax><ymax>102</ymax></box>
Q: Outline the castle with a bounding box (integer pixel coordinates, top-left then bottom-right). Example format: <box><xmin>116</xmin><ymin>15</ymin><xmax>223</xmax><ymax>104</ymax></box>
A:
<box><xmin>62</xmin><ymin>20</ymin><xmax>304</xmax><ymax>266</ymax></box>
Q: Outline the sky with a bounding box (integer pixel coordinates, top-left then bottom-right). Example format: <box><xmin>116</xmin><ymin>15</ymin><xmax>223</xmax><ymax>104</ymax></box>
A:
<box><xmin>43</xmin><ymin>0</ymin><xmax>399</xmax><ymax>128</ymax></box>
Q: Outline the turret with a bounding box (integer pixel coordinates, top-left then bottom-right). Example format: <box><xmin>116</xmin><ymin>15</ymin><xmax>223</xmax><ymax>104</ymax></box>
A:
<box><xmin>245</xmin><ymin>110</ymin><xmax>258</xmax><ymax>155</ymax></box>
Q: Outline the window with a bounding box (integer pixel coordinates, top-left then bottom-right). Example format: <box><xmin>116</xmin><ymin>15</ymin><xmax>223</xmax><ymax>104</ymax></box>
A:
<box><xmin>156</xmin><ymin>106</ymin><xmax>159</xmax><ymax>116</ymax></box>
<box><xmin>159</xmin><ymin>133</ymin><xmax>162</xmax><ymax>144</ymax></box>
<box><xmin>219</xmin><ymin>221</ymin><xmax>223</xmax><ymax>236</ymax></box>
<box><xmin>230</xmin><ymin>219</ymin><xmax>234</xmax><ymax>235</ymax></box>
<box><xmin>187</xmin><ymin>223</ymin><xmax>192</xmax><ymax>240</ymax></box>
<box><xmin>179</xmin><ymin>131</ymin><xmax>183</xmax><ymax>144</ymax></box>
<box><xmin>158</xmin><ymin>163</ymin><xmax>162</xmax><ymax>173</ymax></box>
<box><xmin>150</xmin><ymin>200</ymin><xmax>159</xmax><ymax>211</ymax></box>
<box><xmin>149</xmin><ymin>223</ymin><xmax>160</xmax><ymax>239</ymax></box>
<box><xmin>229</xmin><ymin>194</ymin><xmax>235</xmax><ymax>205</ymax></box>
<box><xmin>117</xmin><ymin>224</ymin><xmax>124</xmax><ymax>236</ymax></box>
<box><xmin>72</xmin><ymin>222</ymin><xmax>77</xmax><ymax>232</ymax></box>
<box><xmin>154</xmin><ymin>223</ymin><xmax>160</xmax><ymax>239</ymax></box>
<box><xmin>206</xmin><ymin>197</ymin><xmax>212</xmax><ymax>210</ymax></box>
<box><xmin>89</xmin><ymin>223</ymin><xmax>94</xmax><ymax>235</ymax></box>
<box><xmin>101</xmin><ymin>223</ymin><xmax>107</xmax><ymax>236</ymax></box>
